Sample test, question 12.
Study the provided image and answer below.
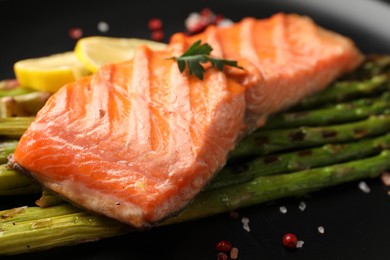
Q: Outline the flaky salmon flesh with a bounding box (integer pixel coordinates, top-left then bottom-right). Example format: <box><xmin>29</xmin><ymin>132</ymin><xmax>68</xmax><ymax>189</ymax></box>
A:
<box><xmin>12</xmin><ymin>13</ymin><xmax>363</xmax><ymax>228</ymax></box>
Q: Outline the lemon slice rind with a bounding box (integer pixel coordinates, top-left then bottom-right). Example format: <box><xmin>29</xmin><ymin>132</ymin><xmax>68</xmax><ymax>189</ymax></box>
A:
<box><xmin>14</xmin><ymin>52</ymin><xmax>89</xmax><ymax>93</ymax></box>
<box><xmin>74</xmin><ymin>36</ymin><xmax>167</xmax><ymax>73</ymax></box>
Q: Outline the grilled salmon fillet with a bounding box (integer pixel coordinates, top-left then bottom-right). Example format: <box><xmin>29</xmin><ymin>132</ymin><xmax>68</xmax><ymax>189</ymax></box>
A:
<box><xmin>169</xmin><ymin>13</ymin><xmax>363</xmax><ymax>130</ymax></box>
<box><xmin>12</xmin><ymin>13</ymin><xmax>363</xmax><ymax>228</ymax></box>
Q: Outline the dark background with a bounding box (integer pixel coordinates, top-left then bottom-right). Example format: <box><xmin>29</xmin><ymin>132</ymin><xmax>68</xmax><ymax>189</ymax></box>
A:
<box><xmin>1</xmin><ymin>0</ymin><xmax>390</xmax><ymax>259</ymax></box>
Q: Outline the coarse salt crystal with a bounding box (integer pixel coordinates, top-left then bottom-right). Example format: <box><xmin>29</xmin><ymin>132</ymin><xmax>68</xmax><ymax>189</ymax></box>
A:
<box><xmin>358</xmin><ymin>181</ymin><xmax>371</xmax><ymax>194</ymax></box>
<box><xmin>296</xmin><ymin>240</ymin><xmax>304</xmax><ymax>248</ymax></box>
<box><xmin>97</xmin><ymin>21</ymin><xmax>109</xmax><ymax>33</ymax></box>
<box><xmin>380</xmin><ymin>172</ymin><xmax>390</xmax><ymax>186</ymax></box>
<box><xmin>217</xmin><ymin>18</ymin><xmax>233</xmax><ymax>27</ymax></box>
<box><xmin>185</xmin><ymin>12</ymin><xmax>202</xmax><ymax>30</ymax></box>
<box><xmin>241</xmin><ymin>217</ymin><xmax>250</xmax><ymax>232</ymax></box>
<box><xmin>230</xmin><ymin>247</ymin><xmax>239</xmax><ymax>259</ymax></box>
<box><xmin>298</xmin><ymin>201</ymin><xmax>306</xmax><ymax>211</ymax></box>
<box><xmin>279</xmin><ymin>206</ymin><xmax>287</xmax><ymax>214</ymax></box>
<box><xmin>318</xmin><ymin>226</ymin><xmax>325</xmax><ymax>234</ymax></box>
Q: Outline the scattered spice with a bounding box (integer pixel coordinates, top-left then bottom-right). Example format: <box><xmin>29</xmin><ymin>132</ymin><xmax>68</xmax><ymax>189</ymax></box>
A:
<box><xmin>318</xmin><ymin>226</ymin><xmax>325</xmax><ymax>234</ymax></box>
<box><xmin>279</xmin><ymin>205</ymin><xmax>287</xmax><ymax>214</ymax></box>
<box><xmin>215</xmin><ymin>240</ymin><xmax>238</xmax><ymax>260</ymax></box>
<box><xmin>230</xmin><ymin>247</ymin><xmax>239</xmax><ymax>259</ymax></box>
<box><xmin>282</xmin><ymin>233</ymin><xmax>298</xmax><ymax>248</ymax></box>
<box><xmin>216</xmin><ymin>252</ymin><xmax>228</xmax><ymax>260</ymax></box>
<box><xmin>200</xmin><ymin>8</ymin><xmax>215</xmax><ymax>20</ymax></box>
<box><xmin>358</xmin><ymin>181</ymin><xmax>371</xmax><ymax>193</ymax></box>
<box><xmin>97</xmin><ymin>21</ymin><xmax>109</xmax><ymax>33</ymax></box>
<box><xmin>255</xmin><ymin>136</ymin><xmax>269</xmax><ymax>145</ymax></box>
<box><xmin>263</xmin><ymin>155</ymin><xmax>280</xmax><ymax>164</ymax></box>
<box><xmin>215</xmin><ymin>240</ymin><xmax>233</xmax><ymax>252</ymax></box>
<box><xmin>241</xmin><ymin>217</ymin><xmax>250</xmax><ymax>232</ymax></box>
<box><xmin>69</xmin><ymin>27</ymin><xmax>83</xmax><ymax>40</ymax></box>
<box><xmin>151</xmin><ymin>30</ymin><xmax>164</xmax><ymax>41</ymax></box>
<box><xmin>321</xmin><ymin>130</ymin><xmax>337</xmax><ymax>138</ymax></box>
<box><xmin>217</xmin><ymin>18</ymin><xmax>233</xmax><ymax>28</ymax></box>
<box><xmin>298</xmin><ymin>201</ymin><xmax>306</xmax><ymax>211</ymax></box>
<box><xmin>297</xmin><ymin>149</ymin><xmax>313</xmax><ymax>157</ymax></box>
<box><xmin>184</xmin><ymin>8</ymin><xmax>233</xmax><ymax>35</ymax></box>
<box><xmin>380</xmin><ymin>172</ymin><xmax>390</xmax><ymax>186</ymax></box>
<box><xmin>185</xmin><ymin>12</ymin><xmax>206</xmax><ymax>35</ymax></box>
<box><xmin>229</xmin><ymin>164</ymin><xmax>249</xmax><ymax>175</ymax></box>
<box><xmin>148</xmin><ymin>17</ymin><xmax>164</xmax><ymax>41</ymax></box>
<box><xmin>148</xmin><ymin>18</ymin><xmax>163</xmax><ymax>31</ymax></box>
<box><xmin>289</xmin><ymin>129</ymin><xmax>306</xmax><ymax>141</ymax></box>
<box><xmin>296</xmin><ymin>240</ymin><xmax>305</xmax><ymax>248</ymax></box>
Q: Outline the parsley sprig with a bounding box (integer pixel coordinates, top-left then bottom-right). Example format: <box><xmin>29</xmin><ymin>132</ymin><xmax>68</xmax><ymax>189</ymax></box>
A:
<box><xmin>169</xmin><ymin>40</ymin><xmax>243</xmax><ymax>80</ymax></box>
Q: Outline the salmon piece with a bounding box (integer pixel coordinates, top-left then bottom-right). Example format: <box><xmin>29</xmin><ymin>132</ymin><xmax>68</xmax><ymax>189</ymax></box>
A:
<box><xmin>169</xmin><ymin>13</ymin><xmax>363</xmax><ymax>130</ymax></box>
<box><xmin>12</xmin><ymin>13</ymin><xmax>363</xmax><ymax>228</ymax></box>
<box><xmin>13</xmin><ymin>46</ymin><xmax>246</xmax><ymax>227</ymax></box>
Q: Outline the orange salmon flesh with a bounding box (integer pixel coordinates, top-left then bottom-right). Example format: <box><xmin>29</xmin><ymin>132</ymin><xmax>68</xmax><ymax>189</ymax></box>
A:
<box><xmin>12</xmin><ymin>13</ymin><xmax>363</xmax><ymax>228</ymax></box>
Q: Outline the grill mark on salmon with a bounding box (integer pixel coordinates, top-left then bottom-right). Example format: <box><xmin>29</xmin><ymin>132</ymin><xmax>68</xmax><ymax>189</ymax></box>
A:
<box><xmin>12</xmin><ymin>13</ymin><xmax>363</xmax><ymax>228</ymax></box>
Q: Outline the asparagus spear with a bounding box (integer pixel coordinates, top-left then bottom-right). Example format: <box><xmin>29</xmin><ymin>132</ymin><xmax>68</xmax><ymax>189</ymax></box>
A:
<box><xmin>35</xmin><ymin>189</ymin><xmax>65</xmax><ymax>208</ymax></box>
<box><xmin>0</xmin><ymin>164</ymin><xmax>40</xmax><ymax>195</ymax></box>
<box><xmin>1</xmin><ymin>150</ymin><xmax>389</xmax><ymax>255</ymax></box>
<box><xmin>0</xmin><ymin>92</ymin><xmax>51</xmax><ymax>117</ymax></box>
<box><xmin>263</xmin><ymin>92</ymin><xmax>390</xmax><ymax>129</ymax></box>
<box><xmin>209</xmin><ymin>132</ymin><xmax>390</xmax><ymax>190</ymax></box>
<box><xmin>0</xmin><ymin>79</ymin><xmax>19</xmax><ymax>90</ymax></box>
<box><xmin>229</xmin><ymin>114</ymin><xmax>390</xmax><ymax>161</ymax></box>
<box><xmin>0</xmin><ymin>79</ymin><xmax>35</xmax><ymax>97</ymax></box>
<box><xmin>343</xmin><ymin>54</ymin><xmax>390</xmax><ymax>80</ymax></box>
<box><xmin>0</xmin><ymin>206</ymin><xmax>131</xmax><ymax>255</ymax></box>
<box><xmin>0</xmin><ymin>139</ymin><xmax>18</xmax><ymax>164</ymax></box>
<box><xmin>290</xmin><ymin>74</ymin><xmax>389</xmax><ymax>111</ymax></box>
<box><xmin>0</xmin><ymin>117</ymin><xmax>34</xmax><ymax>138</ymax></box>
<box><xmin>167</xmin><ymin>149</ymin><xmax>390</xmax><ymax>224</ymax></box>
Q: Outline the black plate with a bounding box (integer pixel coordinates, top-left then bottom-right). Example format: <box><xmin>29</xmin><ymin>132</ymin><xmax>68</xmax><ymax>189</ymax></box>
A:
<box><xmin>1</xmin><ymin>0</ymin><xmax>390</xmax><ymax>259</ymax></box>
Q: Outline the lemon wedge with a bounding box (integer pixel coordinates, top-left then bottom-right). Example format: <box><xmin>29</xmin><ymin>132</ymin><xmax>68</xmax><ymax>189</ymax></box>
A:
<box><xmin>14</xmin><ymin>52</ymin><xmax>89</xmax><ymax>93</ymax></box>
<box><xmin>74</xmin><ymin>36</ymin><xmax>167</xmax><ymax>73</ymax></box>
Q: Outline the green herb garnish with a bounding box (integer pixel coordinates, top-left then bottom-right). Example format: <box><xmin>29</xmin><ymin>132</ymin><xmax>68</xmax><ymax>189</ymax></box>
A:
<box><xmin>169</xmin><ymin>40</ymin><xmax>243</xmax><ymax>80</ymax></box>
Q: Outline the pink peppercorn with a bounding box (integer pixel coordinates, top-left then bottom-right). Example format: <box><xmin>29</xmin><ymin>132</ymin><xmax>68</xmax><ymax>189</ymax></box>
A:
<box><xmin>215</xmin><ymin>240</ymin><xmax>233</xmax><ymax>252</ymax></box>
<box><xmin>282</xmin><ymin>233</ymin><xmax>298</xmax><ymax>248</ymax></box>
<box><xmin>216</xmin><ymin>252</ymin><xmax>228</xmax><ymax>260</ymax></box>
<box><xmin>200</xmin><ymin>8</ymin><xmax>213</xmax><ymax>18</ymax></box>
<box><xmin>215</xmin><ymin>14</ymin><xmax>225</xmax><ymax>24</ymax></box>
<box><xmin>150</xmin><ymin>30</ymin><xmax>164</xmax><ymax>41</ymax></box>
<box><xmin>69</xmin><ymin>27</ymin><xmax>83</xmax><ymax>39</ymax></box>
<box><xmin>148</xmin><ymin>18</ymin><xmax>163</xmax><ymax>31</ymax></box>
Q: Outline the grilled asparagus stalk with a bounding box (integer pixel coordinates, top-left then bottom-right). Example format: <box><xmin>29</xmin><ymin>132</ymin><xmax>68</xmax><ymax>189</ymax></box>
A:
<box><xmin>1</xmin><ymin>150</ymin><xmax>389</xmax><ymax>255</ymax></box>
